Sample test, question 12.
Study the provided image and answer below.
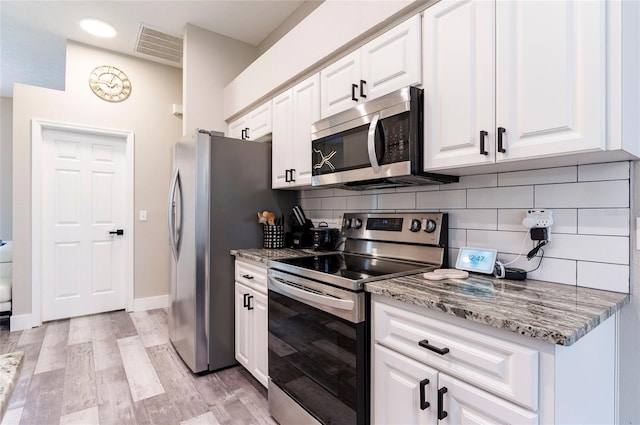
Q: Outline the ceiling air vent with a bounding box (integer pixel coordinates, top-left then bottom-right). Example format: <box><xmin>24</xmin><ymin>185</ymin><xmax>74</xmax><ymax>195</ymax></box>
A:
<box><xmin>135</xmin><ymin>25</ymin><xmax>183</xmax><ymax>63</ymax></box>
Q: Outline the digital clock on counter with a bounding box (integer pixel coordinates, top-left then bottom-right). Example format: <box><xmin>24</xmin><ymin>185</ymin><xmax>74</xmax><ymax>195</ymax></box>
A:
<box><xmin>455</xmin><ymin>247</ymin><xmax>497</xmax><ymax>274</ymax></box>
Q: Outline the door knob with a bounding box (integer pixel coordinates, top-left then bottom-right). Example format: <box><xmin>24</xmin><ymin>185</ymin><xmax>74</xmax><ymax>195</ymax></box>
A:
<box><xmin>109</xmin><ymin>229</ymin><xmax>124</xmax><ymax>236</ymax></box>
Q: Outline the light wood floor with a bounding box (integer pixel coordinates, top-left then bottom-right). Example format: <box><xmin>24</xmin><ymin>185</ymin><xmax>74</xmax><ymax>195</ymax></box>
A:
<box><xmin>0</xmin><ymin>309</ymin><xmax>275</xmax><ymax>425</ymax></box>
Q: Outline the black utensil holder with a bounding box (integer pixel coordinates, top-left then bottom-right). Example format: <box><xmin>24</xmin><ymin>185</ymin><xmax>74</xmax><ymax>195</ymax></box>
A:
<box><xmin>263</xmin><ymin>225</ymin><xmax>285</xmax><ymax>249</ymax></box>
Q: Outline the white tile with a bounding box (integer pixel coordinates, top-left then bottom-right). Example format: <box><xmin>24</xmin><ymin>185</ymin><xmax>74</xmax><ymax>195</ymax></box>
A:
<box><xmin>535</xmin><ymin>180</ymin><xmax>629</xmax><ymax>208</ymax></box>
<box><xmin>305</xmin><ymin>210</ymin><xmax>326</xmax><ymax>220</ymax></box>
<box><xmin>548</xmin><ymin>209</ymin><xmax>578</xmax><ymax>234</ymax></box>
<box><xmin>416</xmin><ymin>190</ymin><xmax>466</xmax><ymax>209</ymax></box>
<box><xmin>59</xmin><ymin>406</ymin><xmax>99</xmax><ymax>425</ymax></box>
<box><xmin>321</xmin><ymin>196</ymin><xmax>347</xmax><ymax>210</ymax></box>
<box><xmin>578</xmin><ymin>209</ymin><xmax>630</xmax><ymax>236</ymax></box>
<box><xmin>181</xmin><ymin>412</ymin><xmax>221</xmax><ymax>425</ymax></box>
<box><xmin>448</xmin><ymin>229</ymin><xmax>467</xmax><ymax>249</ymax></box>
<box><xmin>497</xmin><ymin>209</ymin><xmax>528</xmax><ymax>231</ymax></box>
<box><xmin>577</xmin><ymin>262</ymin><xmax>629</xmax><ymax>293</ymax></box>
<box><xmin>578</xmin><ymin>161</ymin><xmax>630</xmax><ymax>182</ymax></box>
<box><xmin>467</xmin><ymin>186</ymin><xmax>534</xmax><ymax>209</ymax></box>
<box><xmin>307</xmin><ymin>188</ymin><xmax>334</xmax><ymax>198</ymax></box>
<box><xmin>447</xmin><ymin>248</ymin><xmax>460</xmax><ymax>268</ymax></box>
<box><xmin>299</xmin><ymin>190</ymin><xmax>311</xmax><ymax>199</ymax></box>
<box><xmin>498</xmin><ymin>166</ymin><xmax>577</xmax><ymax>186</ymax></box>
<box><xmin>117</xmin><ymin>335</ymin><xmax>165</xmax><ymax>402</ymax></box>
<box><xmin>396</xmin><ymin>184</ymin><xmax>440</xmax><ymax>193</ymax></box>
<box><xmin>1</xmin><ymin>408</ymin><xmax>23</xmax><ymax>425</ymax></box>
<box><xmin>544</xmin><ymin>234</ymin><xmax>629</xmax><ymax>265</ymax></box>
<box><xmin>466</xmin><ymin>230</ymin><xmax>531</xmax><ymax>255</ymax></box>
<box><xmin>526</xmin><ymin>258</ymin><xmax>577</xmax><ymax>286</ymax></box>
<box><xmin>444</xmin><ymin>173</ymin><xmax>497</xmax><ymax>190</ymax></box>
<box><xmin>346</xmin><ymin>195</ymin><xmax>377</xmax><ymax>210</ymax></box>
<box><xmin>377</xmin><ymin>193</ymin><xmax>416</xmax><ymax>210</ymax></box>
<box><xmin>300</xmin><ymin>197</ymin><xmax>322</xmax><ymax>210</ymax></box>
<box><xmin>446</xmin><ymin>209</ymin><xmax>496</xmax><ymax>230</ymax></box>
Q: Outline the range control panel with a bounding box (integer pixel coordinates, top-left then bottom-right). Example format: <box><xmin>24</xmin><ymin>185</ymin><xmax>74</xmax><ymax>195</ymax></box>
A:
<box><xmin>341</xmin><ymin>212</ymin><xmax>447</xmax><ymax>247</ymax></box>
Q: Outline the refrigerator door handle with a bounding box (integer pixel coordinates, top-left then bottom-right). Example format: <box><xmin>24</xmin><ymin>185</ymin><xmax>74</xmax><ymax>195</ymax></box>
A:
<box><xmin>168</xmin><ymin>167</ymin><xmax>181</xmax><ymax>261</ymax></box>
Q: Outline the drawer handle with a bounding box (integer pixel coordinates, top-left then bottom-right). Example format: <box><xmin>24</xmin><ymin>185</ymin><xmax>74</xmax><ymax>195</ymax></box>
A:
<box><xmin>242</xmin><ymin>274</ymin><xmax>254</xmax><ymax>280</ymax></box>
<box><xmin>419</xmin><ymin>378</ymin><xmax>430</xmax><ymax>410</ymax></box>
<box><xmin>418</xmin><ymin>339</ymin><xmax>450</xmax><ymax>355</ymax></box>
<box><xmin>437</xmin><ymin>387</ymin><xmax>448</xmax><ymax>420</ymax></box>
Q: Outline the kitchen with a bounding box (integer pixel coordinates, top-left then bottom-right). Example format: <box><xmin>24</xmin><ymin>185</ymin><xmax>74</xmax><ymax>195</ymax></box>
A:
<box><xmin>1</xmin><ymin>0</ymin><xmax>639</xmax><ymax>424</ymax></box>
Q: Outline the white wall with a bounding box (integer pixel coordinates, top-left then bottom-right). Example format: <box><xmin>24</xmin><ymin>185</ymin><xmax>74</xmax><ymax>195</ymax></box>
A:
<box><xmin>183</xmin><ymin>24</ymin><xmax>258</xmax><ymax>134</ymax></box>
<box><xmin>300</xmin><ymin>161</ymin><xmax>633</xmax><ymax>292</ymax></box>
<box><xmin>12</xmin><ymin>41</ymin><xmax>182</xmax><ymax>317</ymax></box>
<box><xmin>0</xmin><ymin>97</ymin><xmax>12</xmax><ymax>240</ymax></box>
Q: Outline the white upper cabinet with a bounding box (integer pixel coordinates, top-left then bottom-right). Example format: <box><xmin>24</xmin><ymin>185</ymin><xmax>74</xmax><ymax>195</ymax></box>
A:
<box><xmin>496</xmin><ymin>0</ymin><xmax>606</xmax><ymax>161</ymax></box>
<box><xmin>424</xmin><ymin>0</ymin><xmax>616</xmax><ymax>172</ymax></box>
<box><xmin>227</xmin><ymin>100</ymin><xmax>272</xmax><ymax>142</ymax></box>
<box><xmin>423</xmin><ymin>0</ymin><xmax>496</xmax><ymax>170</ymax></box>
<box><xmin>272</xmin><ymin>74</ymin><xmax>320</xmax><ymax>188</ymax></box>
<box><xmin>321</xmin><ymin>15</ymin><xmax>422</xmax><ymax>118</ymax></box>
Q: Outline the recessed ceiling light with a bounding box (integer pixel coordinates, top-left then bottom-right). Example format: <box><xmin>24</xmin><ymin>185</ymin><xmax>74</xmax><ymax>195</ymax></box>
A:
<box><xmin>80</xmin><ymin>18</ymin><xmax>116</xmax><ymax>38</ymax></box>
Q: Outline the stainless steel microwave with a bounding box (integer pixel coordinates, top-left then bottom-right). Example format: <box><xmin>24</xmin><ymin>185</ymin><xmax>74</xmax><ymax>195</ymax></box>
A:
<box><xmin>311</xmin><ymin>86</ymin><xmax>457</xmax><ymax>190</ymax></box>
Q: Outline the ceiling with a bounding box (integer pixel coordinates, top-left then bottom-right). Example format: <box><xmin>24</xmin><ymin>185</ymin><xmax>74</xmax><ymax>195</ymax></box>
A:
<box><xmin>0</xmin><ymin>0</ymin><xmax>311</xmax><ymax>98</ymax></box>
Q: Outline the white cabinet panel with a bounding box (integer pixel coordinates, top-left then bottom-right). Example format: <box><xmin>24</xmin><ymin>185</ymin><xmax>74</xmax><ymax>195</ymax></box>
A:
<box><xmin>362</xmin><ymin>14</ymin><xmax>421</xmax><ymax>101</ymax></box>
<box><xmin>227</xmin><ymin>101</ymin><xmax>272</xmax><ymax>141</ymax></box>
<box><xmin>234</xmin><ymin>281</ymin><xmax>251</xmax><ymax>369</ymax></box>
<box><xmin>252</xmin><ymin>290</ymin><xmax>269</xmax><ymax>387</ymax></box>
<box><xmin>321</xmin><ymin>50</ymin><xmax>361</xmax><ymax>118</ymax></box>
<box><xmin>423</xmin><ymin>0</ymin><xmax>495</xmax><ymax>170</ymax></box>
<box><xmin>496</xmin><ymin>0</ymin><xmax>607</xmax><ymax>161</ymax></box>
<box><xmin>272</xmin><ymin>89</ymin><xmax>294</xmax><ymax>188</ymax></box>
<box><xmin>228</xmin><ymin>117</ymin><xmax>247</xmax><ymax>139</ymax></box>
<box><xmin>374</xmin><ymin>344</ymin><xmax>437</xmax><ymax>425</ymax></box>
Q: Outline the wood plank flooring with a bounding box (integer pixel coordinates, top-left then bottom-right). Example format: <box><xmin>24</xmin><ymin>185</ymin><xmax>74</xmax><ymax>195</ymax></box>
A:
<box><xmin>0</xmin><ymin>310</ymin><xmax>275</xmax><ymax>425</ymax></box>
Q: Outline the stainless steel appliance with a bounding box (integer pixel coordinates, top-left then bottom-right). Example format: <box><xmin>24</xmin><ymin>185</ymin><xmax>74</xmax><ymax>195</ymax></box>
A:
<box><xmin>267</xmin><ymin>212</ymin><xmax>448</xmax><ymax>425</ymax></box>
<box><xmin>168</xmin><ymin>129</ymin><xmax>295</xmax><ymax>373</ymax></box>
<box><xmin>311</xmin><ymin>86</ymin><xmax>458</xmax><ymax>190</ymax></box>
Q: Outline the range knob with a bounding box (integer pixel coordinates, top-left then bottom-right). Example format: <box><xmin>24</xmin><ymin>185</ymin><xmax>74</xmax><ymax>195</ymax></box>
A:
<box><xmin>423</xmin><ymin>219</ymin><xmax>437</xmax><ymax>233</ymax></box>
<box><xmin>343</xmin><ymin>218</ymin><xmax>352</xmax><ymax>229</ymax></box>
<box><xmin>353</xmin><ymin>218</ymin><xmax>363</xmax><ymax>229</ymax></box>
<box><xmin>409</xmin><ymin>219</ymin><xmax>421</xmax><ymax>232</ymax></box>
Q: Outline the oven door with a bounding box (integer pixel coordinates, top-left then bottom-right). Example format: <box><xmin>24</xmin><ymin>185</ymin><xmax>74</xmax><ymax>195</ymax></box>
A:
<box><xmin>268</xmin><ymin>269</ymin><xmax>369</xmax><ymax>425</ymax></box>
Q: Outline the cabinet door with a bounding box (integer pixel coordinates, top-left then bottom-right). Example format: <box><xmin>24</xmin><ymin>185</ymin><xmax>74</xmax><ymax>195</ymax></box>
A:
<box><xmin>374</xmin><ymin>344</ymin><xmax>437</xmax><ymax>425</ymax></box>
<box><xmin>272</xmin><ymin>89</ymin><xmax>293</xmax><ymax>188</ymax></box>
<box><xmin>247</xmin><ymin>101</ymin><xmax>272</xmax><ymax>141</ymax></box>
<box><xmin>291</xmin><ymin>73</ymin><xmax>320</xmax><ymax>187</ymax></box>
<box><xmin>228</xmin><ymin>116</ymin><xmax>247</xmax><ymax>140</ymax></box>
<box><xmin>234</xmin><ymin>282</ymin><xmax>251</xmax><ymax>369</ymax></box>
<box><xmin>361</xmin><ymin>14</ymin><xmax>422</xmax><ymax>101</ymax></box>
<box><xmin>251</xmin><ymin>290</ymin><xmax>269</xmax><ymax>388</ymax></box>
<box><xmin>320</xmin><ymin>50</ymin><xmax>362</xmax><ymax>118</ymax></box>
<box><xmin>496</xmin><ymin>0</ymin><xmax>606</xmax><ymax>161</ymax></box>
<box><xmin>439</xmin><ymin>374</ymin><xmax>538</xmax><ymax>425</ymax></box>
<box><xmin>422</xmin><ymin>0</ymin><xmax>495</xmax><ymax>171</ymax></box>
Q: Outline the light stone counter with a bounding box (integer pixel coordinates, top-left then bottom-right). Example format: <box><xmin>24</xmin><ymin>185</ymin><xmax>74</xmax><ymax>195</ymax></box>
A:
<box><xmin>0</xmin><ymin>351</ymin><xmax>23</xmax><ymax>419</ymax></box>
<box><xmin>230</xmin><ymin>248</ymin><xmax>318</xmax><ymax>264</ymax></box>
<box><xmin>366</xmin><ymin>273</ymin><xmax>629</xmax><ymax>346</ymax></box>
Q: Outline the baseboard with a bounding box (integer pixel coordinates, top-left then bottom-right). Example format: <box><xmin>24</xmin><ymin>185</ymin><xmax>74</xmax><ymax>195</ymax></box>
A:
<box><xmin>133</xmin><ymin>294</ymin><xmax>169</xmax><ymax>312</ymax></box>
<box><xmin>10</xmin><ymin>313</ymin><xmax>34</xmax><ymax>331</ymax></box>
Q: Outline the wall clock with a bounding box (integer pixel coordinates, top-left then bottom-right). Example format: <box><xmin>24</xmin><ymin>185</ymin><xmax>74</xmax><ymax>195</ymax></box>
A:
<box><xmin>88</xmin><ymin>65</ymin><xmax>132</xmax><ymax>102</ymax></box>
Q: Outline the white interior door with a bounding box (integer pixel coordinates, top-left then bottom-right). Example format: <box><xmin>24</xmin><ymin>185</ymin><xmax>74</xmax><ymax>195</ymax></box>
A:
<box><xmin>41</xmin><ymin>128</ymin><xmax>128</xmax><ymax>321</ymax></box>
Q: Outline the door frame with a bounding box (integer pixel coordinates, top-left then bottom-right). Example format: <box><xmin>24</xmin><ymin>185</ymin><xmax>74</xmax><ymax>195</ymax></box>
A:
<box><xmin>31</xmin><ymin>119</ymin><xmax>135</xmax><ymax>327</ymax></box>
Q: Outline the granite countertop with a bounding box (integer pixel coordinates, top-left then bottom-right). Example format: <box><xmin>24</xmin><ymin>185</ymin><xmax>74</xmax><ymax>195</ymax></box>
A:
<box><xmin>366</xmin><ymin>273</ymin><xmax>630</xmax><ymax>346</ymax></box>
<box><xmin>0</xmin><ymin>351</ymin><xmax>23</xmax><ymax>419</ymax></box>
<box><xmin>230</xmin><ymin>248</ymin><xmax>318</xmax><ymax>264</ymax></box>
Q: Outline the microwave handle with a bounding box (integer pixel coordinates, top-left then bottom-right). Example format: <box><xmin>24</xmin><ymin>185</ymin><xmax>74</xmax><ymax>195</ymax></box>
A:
<box><xmin>367</xmin><ymin>114</ymin><xmax>381</xmax><ymax>173</ymax></box>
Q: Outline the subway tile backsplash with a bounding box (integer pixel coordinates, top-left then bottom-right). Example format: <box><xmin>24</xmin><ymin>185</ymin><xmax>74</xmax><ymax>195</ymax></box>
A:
<box><xmin>298</xmin><ymin>161</ymin><xmax>632</xmax><ymax>293</ymax></box>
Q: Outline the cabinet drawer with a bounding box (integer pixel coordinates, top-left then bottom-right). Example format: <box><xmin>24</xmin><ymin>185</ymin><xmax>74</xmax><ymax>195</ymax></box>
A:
<box><xmin>235</xmin><ymin>260</ymin><xmax>267</xmax><ymax>292</ymax></box>
<box><xmin>373</xmin><ymin>299</ymin><xmax>538</xmax><ymax>410</ymax></box>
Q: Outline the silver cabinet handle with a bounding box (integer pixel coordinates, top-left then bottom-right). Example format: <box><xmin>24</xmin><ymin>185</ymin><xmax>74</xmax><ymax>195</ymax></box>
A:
<box><xmin>270</xmin><ymin>279</ymin><xmax>354</xmax><ymax>311</ymax></box>
<box><xmin>367</xmin><ymin>114</ymin><xmax>381</xmax><ymax>173</ymax></box>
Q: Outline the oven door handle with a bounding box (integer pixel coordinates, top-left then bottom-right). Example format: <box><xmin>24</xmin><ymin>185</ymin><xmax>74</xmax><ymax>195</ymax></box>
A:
<box><xmin>367</xmin><ymin>113</ymin><xmax>381</xmax><ymax>173</ymax></box>
<box><xmin>270</xmin><ymin>279</ymin><xmax>355</xmax><ymax>311</ymax></box>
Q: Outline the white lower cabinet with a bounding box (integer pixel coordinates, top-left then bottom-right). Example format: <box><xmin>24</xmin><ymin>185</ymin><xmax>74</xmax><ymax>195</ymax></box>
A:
<box><xmin>234</xmin><ymin>259</ymin><xmax>268</xmax><ymax>387</ymax></box>
<box><xmin>372</xmin><ymin>295</ymin><xmax>618</xmax><ymax>424</ymax></box>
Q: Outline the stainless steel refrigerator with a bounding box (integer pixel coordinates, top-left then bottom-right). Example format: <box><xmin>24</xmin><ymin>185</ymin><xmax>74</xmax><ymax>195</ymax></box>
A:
<box><xmin>168</xmin><ymin>129</ymin><xmax>295</xmax><ymax>373</ymax></box>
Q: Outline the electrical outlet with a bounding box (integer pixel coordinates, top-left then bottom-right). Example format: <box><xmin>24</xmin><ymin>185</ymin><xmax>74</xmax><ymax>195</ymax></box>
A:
<box><xmin>522</xmin><ymin>209</ymin><xmax>554</xmax><ymax>229</ymax></box>
<box><xmin>139</xmin><ymin>210</ymin><xmax>148</xmax><ymax>222</ymax></box>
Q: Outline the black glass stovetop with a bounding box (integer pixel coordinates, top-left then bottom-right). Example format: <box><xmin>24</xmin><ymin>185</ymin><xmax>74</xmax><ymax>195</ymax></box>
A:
<box><xmin>270</xmin><ymin>252</ymin><xmax>435</xmax><ymax>291</ymax></box>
